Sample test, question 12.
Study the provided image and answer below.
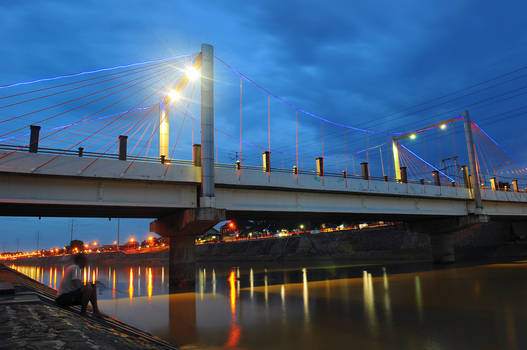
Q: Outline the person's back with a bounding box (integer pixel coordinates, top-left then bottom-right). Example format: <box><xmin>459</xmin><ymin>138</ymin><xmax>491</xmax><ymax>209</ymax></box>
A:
<box><xmin>57</xmin><ymin>264</ymin><xmax>82</xmax><ymax>297</ymax></box>
<box><xmin>55</xmin><ymin>253</ymin><xmax>101</xmax><ymax>317</ymax></box>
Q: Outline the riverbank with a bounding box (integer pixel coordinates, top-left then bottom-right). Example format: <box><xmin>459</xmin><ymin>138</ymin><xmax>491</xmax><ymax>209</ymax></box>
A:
<box><xmin>0</xmin><ymin>263</ymin><xmax>177</xmax><ymax>350</ymax></box>
<box><xmin>6</xmin><ymin>221</ymin><xmax>527</xmax><ymax>267</ymax></box>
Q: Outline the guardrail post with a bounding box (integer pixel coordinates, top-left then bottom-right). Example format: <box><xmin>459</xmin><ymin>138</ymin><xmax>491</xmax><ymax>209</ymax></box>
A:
<box><xmin>160</xmin><ymin>155</ymin><xmax>166</xmax><ymax>164</ymax></box>
<box><xmin>342</xmin><ymin>170</ymin><xmax>347</xmax><ymax>178</ymax></box>
<box><xmin>384</xmin><ymin>175</ymin><xmax>389</xmax><ymax>182</ymax></box>
<box><xmin>192</xmin><ymin>144</ymin><xmax>202</xmax><ymax>166</ymax></box>
<box><xmin>262</xmin><ymin>151</ymin><xmax>270</xmax><ymax>172</ymax></box>
<box><xmin>78</xmin><ymin>147</ymin><xmax>84</xmax><ymax>157</ymax></box>
<box><xmin>432</xmin><ymin>170</ymin><xmax>440</xmax><ymax>186</ymax></box>
<box><xmin>316</xmin><ymin>157</ymin><xmax>324</xmax><ymax>177</ymax></box>
<box><xmin>293</xmin><ymin>166</ymin><xmax>298</xmax><ymax>175</ymax></box>
<box><xmin>512</xmin><ymin>179</ymin><xmax>518</xmax><ymax>192</ymax></box>
<box><xmin>118</xmin><ymin>135</ymin><xmax>127</xmax><ymax>161</ymax></box>
<box><xmin>400</xmin><ymin>166</ymin><xmax>408</xmax><ymax>183</ymax></box>
<box><xmin>490</xmin><ymin>177</ymin><xmax>497</xmax><ymax>191</ymax></box>
<box><xmin>29</xmin><ymin>125</ymin><xmax>41</xmax><ymax>153</ymax></box>
<box><xmin>235</xmin><ymin>160</ymin><xmax>241</xmax><ymax>170</ymax></box>
<box><xmin>361</xmin><ymin>162</ymin><xmax>369</xmax><ymax>180</ymax></box>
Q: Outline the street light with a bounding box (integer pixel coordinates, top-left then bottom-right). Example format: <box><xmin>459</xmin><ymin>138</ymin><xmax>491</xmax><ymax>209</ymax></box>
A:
<box><xmin>184</xmin><ymin>66</ymin><xmax>200</xmax><ymax>81</ymax></box>
<box><xmin>168</xmin><ymin>89</ymin><xmax>181</xmax><ymax>102</ymax></box>
<box><xmin>440</xmin><ymin>124</ymin><xmax>447</xmax><ymax>130</ymax></box>
<box><xmin>409</xmin><ymin>134</ymin><xmax>416</xmax><ymax>140</ymax></box>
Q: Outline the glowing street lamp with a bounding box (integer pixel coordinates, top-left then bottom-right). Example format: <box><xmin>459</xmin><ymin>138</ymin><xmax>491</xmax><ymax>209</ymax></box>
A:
<box><xmin>92</xmin><ymin>241</ymin><xmax>98</xmax><ymax>247</ymax></box>
<box><xmin>167</xmin><ymin>89</ymin><xmax>181</xmax><ymax>102</ymax></box>
<box><xmin>409</xmin><ymin>134</ymin><xmax>417</xmax><ymax>140</ymax></box>
<box><xmin>184</xmin><ymin>66</ymin><xmax>200</xmax><ymax>81</ymax></box>
<box><xmin>440</xmin><ymin>124</ymin><xmax>447</xmax><ymax>130</ymax></box>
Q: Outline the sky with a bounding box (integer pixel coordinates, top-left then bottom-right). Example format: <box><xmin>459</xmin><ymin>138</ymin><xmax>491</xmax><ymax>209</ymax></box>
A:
<box><xmin>1</xmin><ymin>1</ymin><xmax>527</xmax><ymax>251</ymax></box>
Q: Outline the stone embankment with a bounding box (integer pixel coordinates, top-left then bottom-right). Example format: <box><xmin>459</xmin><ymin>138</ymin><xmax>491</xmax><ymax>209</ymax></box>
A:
<box><xmin>196</xmin><ymin>221</ymin><xmax>527</xmax><ymax>262</ymax></box>
<box><xmin>196</xmin><ymin>226</ymin><xmax>432</xmax><ymax>262</ymax></box>
<box><xmin>0</xmin><ymin>264</ymin><xmax>177</xmax><ymax>350</ymax></box>
<box><xmin>6</xmin><ymin>221</ymin><xmax>527</xmax><ymax>267</ymax></box>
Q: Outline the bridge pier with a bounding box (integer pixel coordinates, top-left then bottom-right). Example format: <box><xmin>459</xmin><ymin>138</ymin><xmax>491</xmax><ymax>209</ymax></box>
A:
<box><xmin>408</xmin><ymin>214</ymin><xmax>489</xmax><ymax>263</ymax></box>
<box><xmin>150</xmin><ymin>208</ymin><xmax>225</xmax><ymax>292</ymax></box>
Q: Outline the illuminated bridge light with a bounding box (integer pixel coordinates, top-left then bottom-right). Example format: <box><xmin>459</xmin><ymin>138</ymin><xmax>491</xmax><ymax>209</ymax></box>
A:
<box><xmin>184</xmin><ymin>66</ymin><xmax>200</xmax><ymax>81</ymax></box>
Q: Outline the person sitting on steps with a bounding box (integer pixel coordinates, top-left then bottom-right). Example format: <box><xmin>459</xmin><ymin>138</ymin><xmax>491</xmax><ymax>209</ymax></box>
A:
<box><xmin>56</xmin><ymin>253</ymin><xmax>102</xmax><ymax>317</ymax></box>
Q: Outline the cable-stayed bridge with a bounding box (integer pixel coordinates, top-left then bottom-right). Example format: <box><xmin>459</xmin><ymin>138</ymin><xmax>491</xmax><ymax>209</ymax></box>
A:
<box><xmin>2</xmin><ymin>43</ymin><xmax>527</xmax><ymax>284</ymax></box>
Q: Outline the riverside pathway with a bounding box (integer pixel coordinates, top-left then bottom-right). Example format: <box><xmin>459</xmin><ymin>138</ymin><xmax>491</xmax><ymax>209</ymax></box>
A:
<box><xmin>0</xmin><ymin>264</ymin><xmax>177</xmax><ymax>350</ymax></box>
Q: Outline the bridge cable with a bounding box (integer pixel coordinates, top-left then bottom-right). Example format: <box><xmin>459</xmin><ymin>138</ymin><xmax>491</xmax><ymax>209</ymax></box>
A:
<box><xmin>0</xmin><ymin>54</ymin><xmax>190</xmax><ymax>89</ymax></box>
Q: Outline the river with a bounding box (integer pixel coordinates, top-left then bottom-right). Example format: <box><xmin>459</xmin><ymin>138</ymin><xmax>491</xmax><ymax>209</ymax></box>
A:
<box><xmin>9</xmin><ymin>259</ymin><xmax>527</xmax><ymax>349</ymax></box>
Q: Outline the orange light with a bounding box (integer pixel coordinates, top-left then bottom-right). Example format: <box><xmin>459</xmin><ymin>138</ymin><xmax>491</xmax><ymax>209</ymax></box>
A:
<box><xmin>228</xmin><ymin>222</ymin><xmax>236</xmax><ymax>229</ymax></box>
<box><xmin>148</xmin><ymin>236</ymin><xmax>153</xmax><ymax>241</ymax></box>
<box><xmin>113</xmin><ymin>240</ymin><xmax>117</xmax><ymax>245</ymax></box>
<box><xmin>130</xmin><ymin>238</ymin><xmax>135</xmax><ymax>243</ymax></box>
<box><xmin>92</xmin><ymin>241</ymin><xmax>98</xmax><ymax>247</ymax></box>
<box><xmin>84</xmin><ymin>244</ymin><xmax>89</xmax><ymax>249</ymax></box>
<box><xmin>228</xmin><ymin>270</ymin><xmax>236</xmax><ymax>315</ymax></box>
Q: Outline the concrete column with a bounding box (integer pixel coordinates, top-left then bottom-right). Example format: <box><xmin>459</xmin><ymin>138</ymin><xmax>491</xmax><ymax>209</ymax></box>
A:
<box><xmin>463</xmin><ymin>110</ymin><xmax>483</xmax><ymax>211</ymax></box>
<box><xmin>118</xmin><ymin>135</ymin><xmax>127</xmax><ymax>161</ymax></box>
<box><xmin>430</xmin><ymin>233</ymin><xmax>456</xmax><ymax>263</ymax></box>
<box><xmin>512</xmin><ymin>179</ymin><xmax>518</xmax><ymax>192</ymax></box>
<box><xmin>192</xmin><ymin>144</ymin><xmax>201</xmax><ymax>166</ymax></box>
<box><xmin>29</xmin><ymin>125</ymin><xmax>41</xmax><ymax>153</ymax></box>
<box><xmin>262</xmin><ymin>151</ymin><xmax>270</xmax><ymax>172</ymax></box>
<box><xmin>361</xmin><ymin>162</ymin><xmax>369</xmax><ymax>180</ymax></box>
<box><xmin>432</xmin><ymin>170</ymin><xmax>440</xmax><ymax>186</ymax></box>
<box><xmin>400</xmin><ymin>166</ymin><xmax>408</xmax><ymax>183</ymax></box>
<box><xmin>316</xmin><ymin>157</ymin><xmax>324</xmax><ymax>177</ymax></box>
<box><xmin>461</xmin><ymin>165</ymin><xmax>471</xmax><ymax>188</ymax></box>
<box><xmin>200</xmin><ymin>43</ymin><xmax>215</xmax><ymax>207</ymax></box>
<box><xmin>150</xmin><ymin>208</ymin><xmax>225</xmax><ymax>293</ymax></box>
<box><xmin>159</xmin><ymin>102</ymin><xmax>169</xmax><ymax>160</ymax></box>
<box><xmin>169</xmin><ymin>234</ymin><xmax>196</xmax><ymax>293</ymax></box>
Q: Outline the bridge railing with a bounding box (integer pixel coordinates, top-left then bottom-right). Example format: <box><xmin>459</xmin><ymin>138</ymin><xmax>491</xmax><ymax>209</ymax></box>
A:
<box><xmin>0</xmin><ymin>144</ymin><xmax>193</xmax><ymax>166</ymax></box>
<box><xmin>3</xmin><ymin>144</ymin><xmax>526</xmax><ymax>191</ymax></box>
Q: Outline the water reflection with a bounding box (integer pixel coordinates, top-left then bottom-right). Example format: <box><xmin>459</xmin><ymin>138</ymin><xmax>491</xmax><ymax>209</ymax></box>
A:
<box><xmin>10</xmin><ymin>261</ymin><xmax>527</xmax><ymax>349</ymax></box>
<box><xmin>414</xmin><ymin>275</ymin><xmax>423</xmax><ymax>321</ymax></box>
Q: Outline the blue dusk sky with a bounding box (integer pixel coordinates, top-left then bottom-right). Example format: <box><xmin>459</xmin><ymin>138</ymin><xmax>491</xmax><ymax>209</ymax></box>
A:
<box><xmin>1</xmin><ymin>1</ymin><xmax>527</xmax><ymax>251</ymax></box>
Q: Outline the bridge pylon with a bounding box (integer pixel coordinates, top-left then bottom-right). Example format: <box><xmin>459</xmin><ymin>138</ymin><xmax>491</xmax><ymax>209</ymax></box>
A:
<box><xmin>462</xmin><ymin>110</ymin><xmax>483</xmax><ymax>213</ymax></box>
<box><xmin>200</xmin><ymin>43</ymin><xmax>215</xmax><ymax>208</ymax></box>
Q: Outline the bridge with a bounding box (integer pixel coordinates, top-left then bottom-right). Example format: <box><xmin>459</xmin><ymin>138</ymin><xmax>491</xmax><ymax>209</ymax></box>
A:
<box><xmin>1</xmin><ymin>43</ymin><xmax>527</xmax><ymax>288</ymax></box>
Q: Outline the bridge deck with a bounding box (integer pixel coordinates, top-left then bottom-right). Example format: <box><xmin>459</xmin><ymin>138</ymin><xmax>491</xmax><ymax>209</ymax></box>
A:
<box><xmin>1</xmin><ymin>151</ymin><xmax>526</xmax><ymax>218</ymax></box>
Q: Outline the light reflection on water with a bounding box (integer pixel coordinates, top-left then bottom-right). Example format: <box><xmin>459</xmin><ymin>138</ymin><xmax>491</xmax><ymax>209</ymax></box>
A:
<box><xmin>10</xmin><ymin>261</ymin><xmax>527</xmax><ymax>349</ymax></box>
<box><xmin>10</xmin><ymin>264</ymin><xmax>168</xmax><ymax>299</ymax></box>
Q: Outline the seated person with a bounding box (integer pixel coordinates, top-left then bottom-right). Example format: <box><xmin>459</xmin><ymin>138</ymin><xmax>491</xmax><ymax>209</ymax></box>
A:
<box><xmin>56</xmin><ymin>253</ymin><xmax>102</xmax><ymax>317</ymax></box>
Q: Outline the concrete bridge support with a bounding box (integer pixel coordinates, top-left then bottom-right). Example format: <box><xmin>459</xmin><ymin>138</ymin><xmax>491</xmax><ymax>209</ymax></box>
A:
<box><xmin>408</xmin><ymin>214</ymin><xmax>489</xmax><ymax>263</ymax></box>
<box><xmin>150</xmin><ymin>208</ymin><xmax>225</xmax><ymax>292</ymax></box>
